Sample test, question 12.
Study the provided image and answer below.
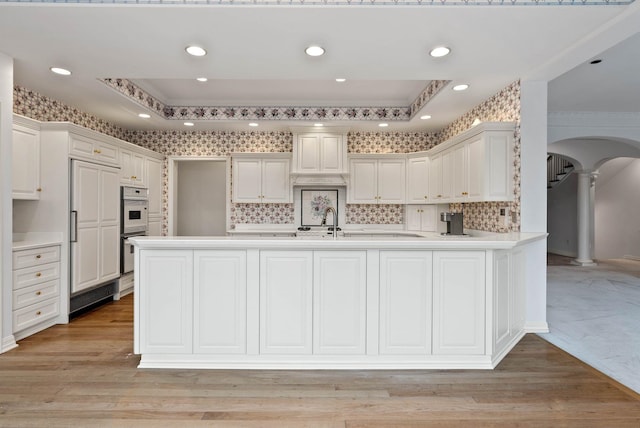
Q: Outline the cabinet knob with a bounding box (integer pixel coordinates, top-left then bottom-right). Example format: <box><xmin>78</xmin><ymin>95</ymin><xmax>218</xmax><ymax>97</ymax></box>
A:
<box><xmin>36</xmin><ymin>188</ymin><xmax>42</xmax><ymax>192</ymax></box>
<box><xmin>36</xmin><ymin>254</ymin><xmax>42</xmax><ymax>259</ymax></box>
<box><xmin>437</xmin><ymin>194</ymin><xmax>442</xmax><ymax>198</ymax></box>
<box><xmin>36</xmin><ymin>291</ymin><xmax>42</xmax><ymax>296</ymax></box>
<box><xmin>36</xmin><ymin>311</ymin><xmax>42</xmax><ymax>316</ymax></box>
<box><xmin>35</xmin><ymin>272</ymin><xmax>42</xmax><ymax>277</ymax></box>
<box><xmin>94</xmin><ymin>149</ymin><xmax>102</xmax><ymax>154</ymax></box>
<box><xmin>424</xmin><ymin>195</ymin><xmax>428</xmax><ymax>199</ymax></box>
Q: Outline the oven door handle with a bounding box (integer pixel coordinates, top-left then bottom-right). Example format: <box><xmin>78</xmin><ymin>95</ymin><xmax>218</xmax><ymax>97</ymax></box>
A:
<box><xmin>70</xmin><ymin>210</ymin><xmax>78</xmax><ymax>243</ymax></box>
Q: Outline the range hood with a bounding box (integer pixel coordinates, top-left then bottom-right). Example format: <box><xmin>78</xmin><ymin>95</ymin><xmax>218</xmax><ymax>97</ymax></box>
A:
<box><xmin>290</xmin><ymin>172</ymin><xmax>348</xmax><ymax>186</ymax></box>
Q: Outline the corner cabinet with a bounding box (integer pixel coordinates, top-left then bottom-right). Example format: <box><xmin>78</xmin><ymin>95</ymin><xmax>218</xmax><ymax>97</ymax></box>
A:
<box><xmin>12</xmin><ymin>116</ymin><xmax>41</xmax><ymax>200</ymax></box>
<box><xmin>232</xmin><ymin>153</ymin><xmax>292</xmax><ymax>203</ymax></box>
<box><xmin>348</xmin><ymin>155</ymin><xmax>406</xmax><ymax>204</ymax></box>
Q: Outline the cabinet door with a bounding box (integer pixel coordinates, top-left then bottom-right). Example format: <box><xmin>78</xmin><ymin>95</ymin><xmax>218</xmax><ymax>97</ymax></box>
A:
<box><xmin>120</xmin><ymin>149</ymin><xmax>135</xmax><ymax>185</ymax></box>
<box><xmin>146</xmin><ymin>157</ymin><xmax>163</xmax><ymax>218</ymax></box>
<box><xmin>493</xmin><ymin>250</ymin><xmax>511</xmax><ymax>351</ymax></box>
<box><xmin>12</xmin><ymin>124</ymin><xmax>40</xmax><ymax>200</ymax></box>
<box><xmin>433</xmin><ymin>251</ymin><xmax>485</xmax><ymax>355</ymax></box>
<box><xmin>378</xmin><ymin>159</ymin><xmax>406</xmax><ymax>204</ymax></box>
<box><xmin>467</xmin><ymin>138</ymin><xmax>484</xmax><ymax>200</ymax></box>
<box><xmin>440</xmin><ymin>150</ymin><xmax>453</xmax><ymax>201</ymax></box>
<box><xmin>261</xmin><ymin>158</ymin><xmax>291</xmax><ymax>203</ymax></box>
<box><xmin>139</xmin><ymin>249</ymin><xmax>193</xmax><ymax>354</ymax></box>
<box><xmin>148</xmin><ymin>219</ymin><xmax>162</xmax><ymax>236</ymax></box>
<box><xmin>313</xmin><ymin>251</ymin><xmax>367</xmax><ymax>355</ymax></box>
<box><xmin>451</xmin><ymin>144</ymin><xmax>468</xmax><ymax>201</ymax></box>
<box><xmin>349</xmin><ymin>159</ymin><xmax>378</xmax><ymax>204</ymax></box>
<box><xmin>260</xmin><ymin>251</ymin><xmax>313</xmax><ymax>354</ymax></box>
<box><xmin>232</xmin><ymin>158</ymin><xmax>262</xmax><ymax>203</ymax></box>
<box><xmin>319</xmin><ymin>134</ymin><xmax>342</xmax><ymax>172</ymax></box>
<box><xmin>379</xmin><ymin>251</ymin><xmax>432</xmax><ymax>354</ymax></box>
<box><xmin>194</xmin><ymin>250</ymin><xmax>247</xmax><ymax>354</ymax></box>
<box><xmin>407</xmin><ymin>157</ymin><xmax>429</xmax><ymax>204</ymax></box>
<box><xmin>419</xmin><ymin>205</ymin><xmax>438</xmax><ymax>232</ymax></box>
<box><xmin>429</xmin><ymin>154</ymin><xmax>443</xmax><ymax>201</ymax></box>
<box><xmin>298</xmin><ymin>134</ymin><xmax>320</xmax><ymax>172</ymax></box>
<box><xmin>406</xmin><ymin>206</ymin><xmax>422</xmax><ymax>232</ymax></box>
<box><xmin>99</xmin><ymin>167</ymin><xmax>121</xmax><ymax>281</ymax></box>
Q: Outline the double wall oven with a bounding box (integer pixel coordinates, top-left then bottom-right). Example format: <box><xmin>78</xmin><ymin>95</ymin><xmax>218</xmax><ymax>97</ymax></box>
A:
<box><xmin>121</xmin><ymin>186</ymin><xmax>148</xmax><ymax>275</ymax></box>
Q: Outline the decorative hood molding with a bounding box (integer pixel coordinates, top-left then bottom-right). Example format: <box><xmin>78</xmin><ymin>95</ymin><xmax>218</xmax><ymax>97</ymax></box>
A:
<box><xmin>290</xmin><ymin>173</ymin><xmax>348</xmax><ymax>186</ymax></box>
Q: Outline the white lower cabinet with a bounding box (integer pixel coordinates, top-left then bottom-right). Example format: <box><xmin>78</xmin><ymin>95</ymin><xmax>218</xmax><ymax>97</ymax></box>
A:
<box><xmin>494</xmin><ymin>249</ymin><xmax>526</xmax><ymax>354</ymax></box>
<box><xmin>433</xmin><ymin>251</ymin><xmax>486</xmax><ymax>355</ymax></box>
<box><xmin>379</xmin><ymin>251</ymin><xmax>432</xmax><ymax>355</ymax></box>
<box><xmin>313</xmin><ymin>251</ymin><xmax>367</xmax><ymax>355</ymax></box>
<box><xmin>259</xmin><ymin>251</ymin><xmax>313</xmax><ymax>354</ymax></box>
<box><xmin>139</xmin><ymin>249</ymin><xmax>193</xmax><ymax>354</ymax></box>
<box><xmin>194</xmin><ymin>250</ymin><xmax>247</xmax><ymax>354</ymax></box>
<box><xmin>406</xmin><ymin>205</ymin><xmax>437</xmax><ymax>232</ymax></box>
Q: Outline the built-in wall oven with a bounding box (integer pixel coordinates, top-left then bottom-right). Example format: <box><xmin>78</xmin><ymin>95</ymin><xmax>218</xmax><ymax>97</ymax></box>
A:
<box><xmin>121</xmin><ymin>186</ymin><xmax>148</xmax><ymax>274</ymax></box>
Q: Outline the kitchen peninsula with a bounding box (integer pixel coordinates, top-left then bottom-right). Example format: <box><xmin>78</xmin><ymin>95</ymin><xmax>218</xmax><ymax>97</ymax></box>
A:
<box><xmin>131</xmin><ymin>231</ymin><xmax>546</xmax><ymax>370</ymax></box>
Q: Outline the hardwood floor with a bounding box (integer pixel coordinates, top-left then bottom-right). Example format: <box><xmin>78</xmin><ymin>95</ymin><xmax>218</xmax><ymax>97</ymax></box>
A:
<box><xmin>1</xmin><ymin>295</ymin><xmax>639</xmax><ymax>427</ymax></box>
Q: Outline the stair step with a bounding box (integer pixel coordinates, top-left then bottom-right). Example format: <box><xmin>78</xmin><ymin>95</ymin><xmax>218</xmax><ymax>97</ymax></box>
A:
<box><xmin>549</xmin><ymin>179</ymin><xmax>560</xmax><ymax>183</ymax></box>
<box><xmin>556</xmin><ymin>173</ymin><xmax>567</xmax><ymax>179</ymax></box>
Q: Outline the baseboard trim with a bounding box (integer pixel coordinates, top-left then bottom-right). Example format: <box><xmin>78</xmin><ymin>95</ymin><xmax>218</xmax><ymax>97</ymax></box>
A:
<box><xmin>525</xmin><ymin>322</ymin><xmax>549</xmax><ymax>334</ymax></box>
<box><xmin>623</xmin><ymin>255</ymin><xmax>640</xmax><ymax>261</ymax></box>
<box><xmin>547</xmin><ymin>249</ymin><xmax>577</xmax><ymax>258</ymax></box>
<box><xmin>1</xmin><ymin>335</ymin><xmax>18</xmax><ymax>354</ymax></box>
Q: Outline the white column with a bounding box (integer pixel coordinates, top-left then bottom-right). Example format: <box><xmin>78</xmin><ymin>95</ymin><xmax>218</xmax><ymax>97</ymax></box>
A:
<box><xmin>574</xmin><ymin>171</ymin><xmax>597</xmax><ymax>266</ymax></box>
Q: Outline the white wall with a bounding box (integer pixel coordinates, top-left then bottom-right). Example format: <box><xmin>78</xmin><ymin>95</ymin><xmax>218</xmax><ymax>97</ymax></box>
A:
<box><xmin>547</xmin><ymin>174</ymin><xmax>578</xmax><ymax>257</ymax></box>
<box><xmin>0</xmin><ymin>53</ymin><xmax>14</xmax><ymax>350</ymax></box>
<box><xmin>595</xmin><ymin>158</ymin><xmax>640</xmax><ymax>260</ymax></box>
<box><xmin>176</xmin><ymin>160</ymin><xmax>227</xmax><ymax>236</ymax></box>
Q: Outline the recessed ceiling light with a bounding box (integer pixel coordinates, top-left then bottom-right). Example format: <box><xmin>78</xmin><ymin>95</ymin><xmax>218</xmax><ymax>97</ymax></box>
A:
<box><xmin>314</xmin><ymin>123</ymin><xmax>324</xmax><ymax>127</ymax></box>
<box><xmin>378</xmin><ymin>123</ymin><xmax>389</xmax><ymax>128</ymax></box>
<box><xmin>138</xmin><ymin>113</ymin><xmax>151</xmax><ymax>119</ymax></box>
<box><xmin>420</xmin><ymin>115</ymin><xmax>432</xmax><ymax>120</ymax></box>
<box><xmin>184</xmin><ymin>122</ymin><xmax>195</xmax><ymax>127</ymax></box>
<box><xmin>50</xmin><ymin>67</ymin><xmax>71</xmax><ymax>76</ymax></box>
<box><xmin>196</xmin><ymin>77</ymin><xmax>208</xmax><ymax>82</ymax></box>
<box><xmin>429</xmin><ymin>46</ymin><xmax>451</xmax><ymax>58</ymax></box>
<box><xmin>453</xmin><ymin>84</ymin><xmax>469</xmax><ymax>91</ymax></box>
<box><xmin>185</xmin><ymin>46</ymin><xmax>207</xmax><ymax>57</ymax></box>
<box><xmin>305</xmin><ymin>45</ymin><xmax>325</xmax><ymax>57</ymax></box>
<box><xmin>335</xmin><ymin>78</ymin><xmax>346</xmax><ymax>83</ymax></box>
<box><xmin>590</xmin><ymin>59</ymin><xmax>602</xmax><ymax>65</ymax></box>
<box><xmin>249</xmin><ymin>123</ymin><xmax>259</xmax><ymax>127</ymax></box>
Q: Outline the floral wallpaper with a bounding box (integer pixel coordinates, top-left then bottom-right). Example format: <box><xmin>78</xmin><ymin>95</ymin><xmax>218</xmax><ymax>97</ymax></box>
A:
<box><xmin>13</xmin><ymin>81</ymin><xmax>522</xmax><ymax>233</ymax></box>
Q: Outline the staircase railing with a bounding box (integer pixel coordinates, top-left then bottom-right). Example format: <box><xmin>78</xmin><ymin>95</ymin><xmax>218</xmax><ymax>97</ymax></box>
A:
<box><xmin>547</xmin><ymin>154</ymin><xmax>574</xmax><ymax>189</ymax></box>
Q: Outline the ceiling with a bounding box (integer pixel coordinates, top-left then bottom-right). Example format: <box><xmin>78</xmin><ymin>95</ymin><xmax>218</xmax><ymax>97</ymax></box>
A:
<box><xmin>0</xmin><ymin>2</ymin><xmax>639</xmax><ymax>133</ymax></box>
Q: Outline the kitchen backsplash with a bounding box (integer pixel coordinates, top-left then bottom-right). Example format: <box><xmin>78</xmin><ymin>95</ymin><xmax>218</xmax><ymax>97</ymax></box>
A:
<box><xmin>13</xmin><ymin>81</ymin><xmax>521</xmax><ymax>233</ymax></box>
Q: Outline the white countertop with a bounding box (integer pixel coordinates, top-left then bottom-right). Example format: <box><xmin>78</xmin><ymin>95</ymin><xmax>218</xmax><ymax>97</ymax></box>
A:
<box><xmin>12</xmin><ymin>232</ymin><xmax>63</xmax><ymax>251</ymax></box>
<box><xmin>130</xmin><ymin>231</ymin><xmax>547</xmax><ymax>250</ymax></box>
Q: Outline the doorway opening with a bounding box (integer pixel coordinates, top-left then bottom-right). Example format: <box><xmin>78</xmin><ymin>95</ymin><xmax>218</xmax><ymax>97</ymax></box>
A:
<box><xmin>168</xmin><ymin>157</ymin><xmax>229</xmax><ymax>236</ymax></box>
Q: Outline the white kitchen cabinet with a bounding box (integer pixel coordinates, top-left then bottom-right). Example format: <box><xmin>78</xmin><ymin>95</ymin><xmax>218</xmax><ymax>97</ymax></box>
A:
<box><xmin>12</xmin><ymin>117</ymin><xmax>41</xmax><ymax>200</ymax></box>
<box><xmin>232</xmin><ymin>154</ymin><xmax>291</xmax><ymax>203</ymax></box>
<box><xmin>69</xmin><ymin>133</ymin><xmax>120</xmax><ymax>167</ymax></box>
<box><xmin>145</xmin><ymin>157</ymin><xmax>162</xmax><ymax>224</ymax></box>
<box><xmin>379</xmin><ymin>251</ymin><xmax>432</xmax><ymax>355</ymax></box>
<box><xmin>313</xmin><ymin>251</ymin><xmax>367</xmax><ymax>355</ymax></box>
<box><xmin>260</xmin><ymin>251</ymin><xmax>313</xmax><ymax>354</ymax></box>
<box><xmin>433</xmin><ymin>251</ymin><xmax>485</xmax><ymax>355</ymax></box>
<box><xmin>70</xmin><ymin>160</ymin><xmax>120</xmax><ymax>294</ymax></box>
<box><xmin>348</xmin><ymin>155</ymin><xmax>406</xmax><ymax>204</ymax></box>
<box><xmin>451</xmin><ymin>143</ymin><xmax>469</xmax><ymax>201</ymax></box>
<box><xmin>293</xmin><ymin>131</ymin><xmax>347</xmax><ymax>174</ymax></box>
<box><xmin>120</xmin><ymin>149</ymin><xmax>145</xmax><ymax>186</ymax></box>
<box><xmin>406</xmin><ymin>205</ymin><xmax>437</xmax><ymax>232</ymax></box>
<box><xmin>12</xmin><ymin>244</ymin><xmax>61</xmax><ymax>339</ymax></box>
<box><xmin>139</xmin><ymin>249</ymin><xmax>193</xmax><ymax>354</ymax></box>
<box><xmin>428</xmin><ymin>151</ymin><xmax>452</xmax><ymax>202</ymax></box>
<box><xmin>494</xmin><ymin>249</ymin><xmax>526</xmax><ymax>354</ymax></box>
<box><xmin>406</xmin><ymin>155</ymin><xmax>430</xmax><ymax>204</ymax></box>
<box><xmin>148</xmin><ymin>219</ymin><xmax>162</xmax><ymax>236</ymax></box>
<box><xmin>194</xmin><ymin>250</ymin><xmax>247</xmax><ymax>354</ymax></box>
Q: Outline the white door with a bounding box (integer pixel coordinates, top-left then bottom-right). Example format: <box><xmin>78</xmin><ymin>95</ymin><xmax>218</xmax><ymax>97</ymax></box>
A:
<box><xmin>232</xmin><ymin>158</ymin><xmax>261</xmax><ymax>203</ymax></box>
<box><xmin>451</xmin><ymin>144</ymin><xmax>468</xmax><ymax>201</ymax></box>
<box><xmin>99</xmin><ymin>167</ymin><xmax>120</xmax><ymax>281</ymax></box>
<box><xmin>319</xmin><ymin>134</ymin><xmax>342</xmax><ymax>172</ymax></box>
<box><xmin>12</xmin><ymin>124</ymin><xmax>40</xmax><ymax>200</ymax></box>
<box><xmin>146</xmin><ymin>157</ymin><xmax>163</xmax><ymax>218</ymax></box>
<box><xmin>261</xmin><ymin>158</ymin><xmax>290</xmax><ymax>202</ymax></box>
<box><xmin>433</xmin><ymin>251</ymin><xmax>486</xmax><ymax>355</ymax></box>
<box><xmin>377</xmin><ymin>159</ymin><xmax>406</xmax><ymax>204</ymax></box>
<box><xmin>313</xmin><ymin>251</ymin><xmax>367</xmax><ymax>355</ymax></box>
<box><xmin>406</xmin><ymin>206</ymin><xmax>422</xmax><ymax>232</ymax></box>
<box><xmin>407</xmin><ymin>157</ymin><xmax>429</xmax><ymax>204</ymax></box>
<box><xmin>429</xmin><ymin>154</ymin><xmax>443</xmax><ymax>201</ymax></box>
<box><xmin>379</xmin><ymin>251</ymin><xmax>432</xmax><ymax>355</ymax></box>
<box><xmin>349</xmin><ymin>159</ymin><xmax>377</xmax><ymax>204</ymax></box>
<box><xmin>467</xmin><ymin>138</ymin><xmax>484</xmax><ymax>200</ymax></box>
<box><xmin>440</xmin><ymin>150</ymin><xmax>453</xmax><ymax>200</ymax></box>
<box><xmin>260</xmin><ymin>251</ymin><xmax>313</xmax><ymax>354</ymax></box>
<box><xmin>194</xmin><ymin>250</ymin><xmax>247</xmax><ymax>354</ymax></box>
<box><xmin>298</xmin><ymin>134</ymin><xmax>320</xmax><ymax>172</ymax></box>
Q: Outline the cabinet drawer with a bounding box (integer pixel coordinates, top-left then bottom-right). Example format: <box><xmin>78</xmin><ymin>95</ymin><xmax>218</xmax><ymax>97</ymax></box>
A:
<box><xmin>13</xmin><ymin>262</ymin><xmax>60</xmax><ymax>290</ymax></box>
<box><xmin>13</xmin><ymin>245</ymin><xmax>60</xmax><ymax>269</ymax></box>
<box><xmin>13</xmin><ymin>297</ymin><xmax>60</xmax><ymax>333</ymax></box>
<box><xmin>13</xmin><ymin>279</ymin><xmax>60</xmax><ymax>310</ymax></box>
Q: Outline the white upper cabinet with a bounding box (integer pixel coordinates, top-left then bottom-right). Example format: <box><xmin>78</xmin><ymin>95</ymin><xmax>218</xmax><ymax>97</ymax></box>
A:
<box><xmin>120</xmin><ymin>149</ymin><xmax>146</xmax><ymax>186</ymax></box>
<box><xmin>348</xmin><ymin>155</ymin><xmax>406</xmax><ymax>204</ymax></box>
<box><xmin>69</xmin><ymin>133</ymin><xmax>120</xmax><ymax>167</ymax></box>
<box><xmin>145</xmin><ymin>156</ymin><xmax>163</xmax><ymax>219</ymax></box>
<box><xmin>406</xmin><ymin>155</ymin><xmax>430</xmax><ymax>204</ymax></box>
<box><xmin>291</xmin><ymin>128</ymin><xmax>348</xmax><ymax>175</ymax></box>
<box><xmin>232</xmin><ymin>153</ymin><xmax>291</xmax><ymax>203</ymax></box>
<box><xmin>12</xmin><ymin>116</ymin><xmax>41</xmax><ymax>200</ymax></box>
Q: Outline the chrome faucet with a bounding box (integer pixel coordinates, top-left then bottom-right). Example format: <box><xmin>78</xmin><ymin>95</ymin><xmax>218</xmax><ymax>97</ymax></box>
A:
<box><xmin>321</xmin><ymin>206</ymin><xmax>338</xmax><ymax>240</ymax></box>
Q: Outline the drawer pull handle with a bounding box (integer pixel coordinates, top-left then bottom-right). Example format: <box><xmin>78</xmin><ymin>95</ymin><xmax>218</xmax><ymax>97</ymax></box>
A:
<box><xmin>94</xmin><ymin>149</ymin><xmax>102</xmax><ymax>154</ymax></box>
<box><xmin>36</xmin><ymin>291</ymin><xmax>42</xmax><ymax>296</ymax></box>
<box><xmin>36</xmin><ymin>311</ymin><xmax>42</xmax><ymax>316</ymax></box>
<box><xmin>36</xmin><ymin>188</ymin><xmax>42</xmax><ymax>192</ymax></box>
<box><xmin>36</xmin><ymin>255</ymin><xmax>42</xmax><ymax>259</ymax></box>
<box><xmin>36</xmin><ymin>272</ymin><xmax>42</xmax><ymax>277</ymax></box>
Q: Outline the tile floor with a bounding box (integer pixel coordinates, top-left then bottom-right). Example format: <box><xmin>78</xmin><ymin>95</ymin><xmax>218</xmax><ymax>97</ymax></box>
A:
<box><xmin>540</xmin><ymin>254</ymin><xmax>640</xmax><ymax>393</ymax></box>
